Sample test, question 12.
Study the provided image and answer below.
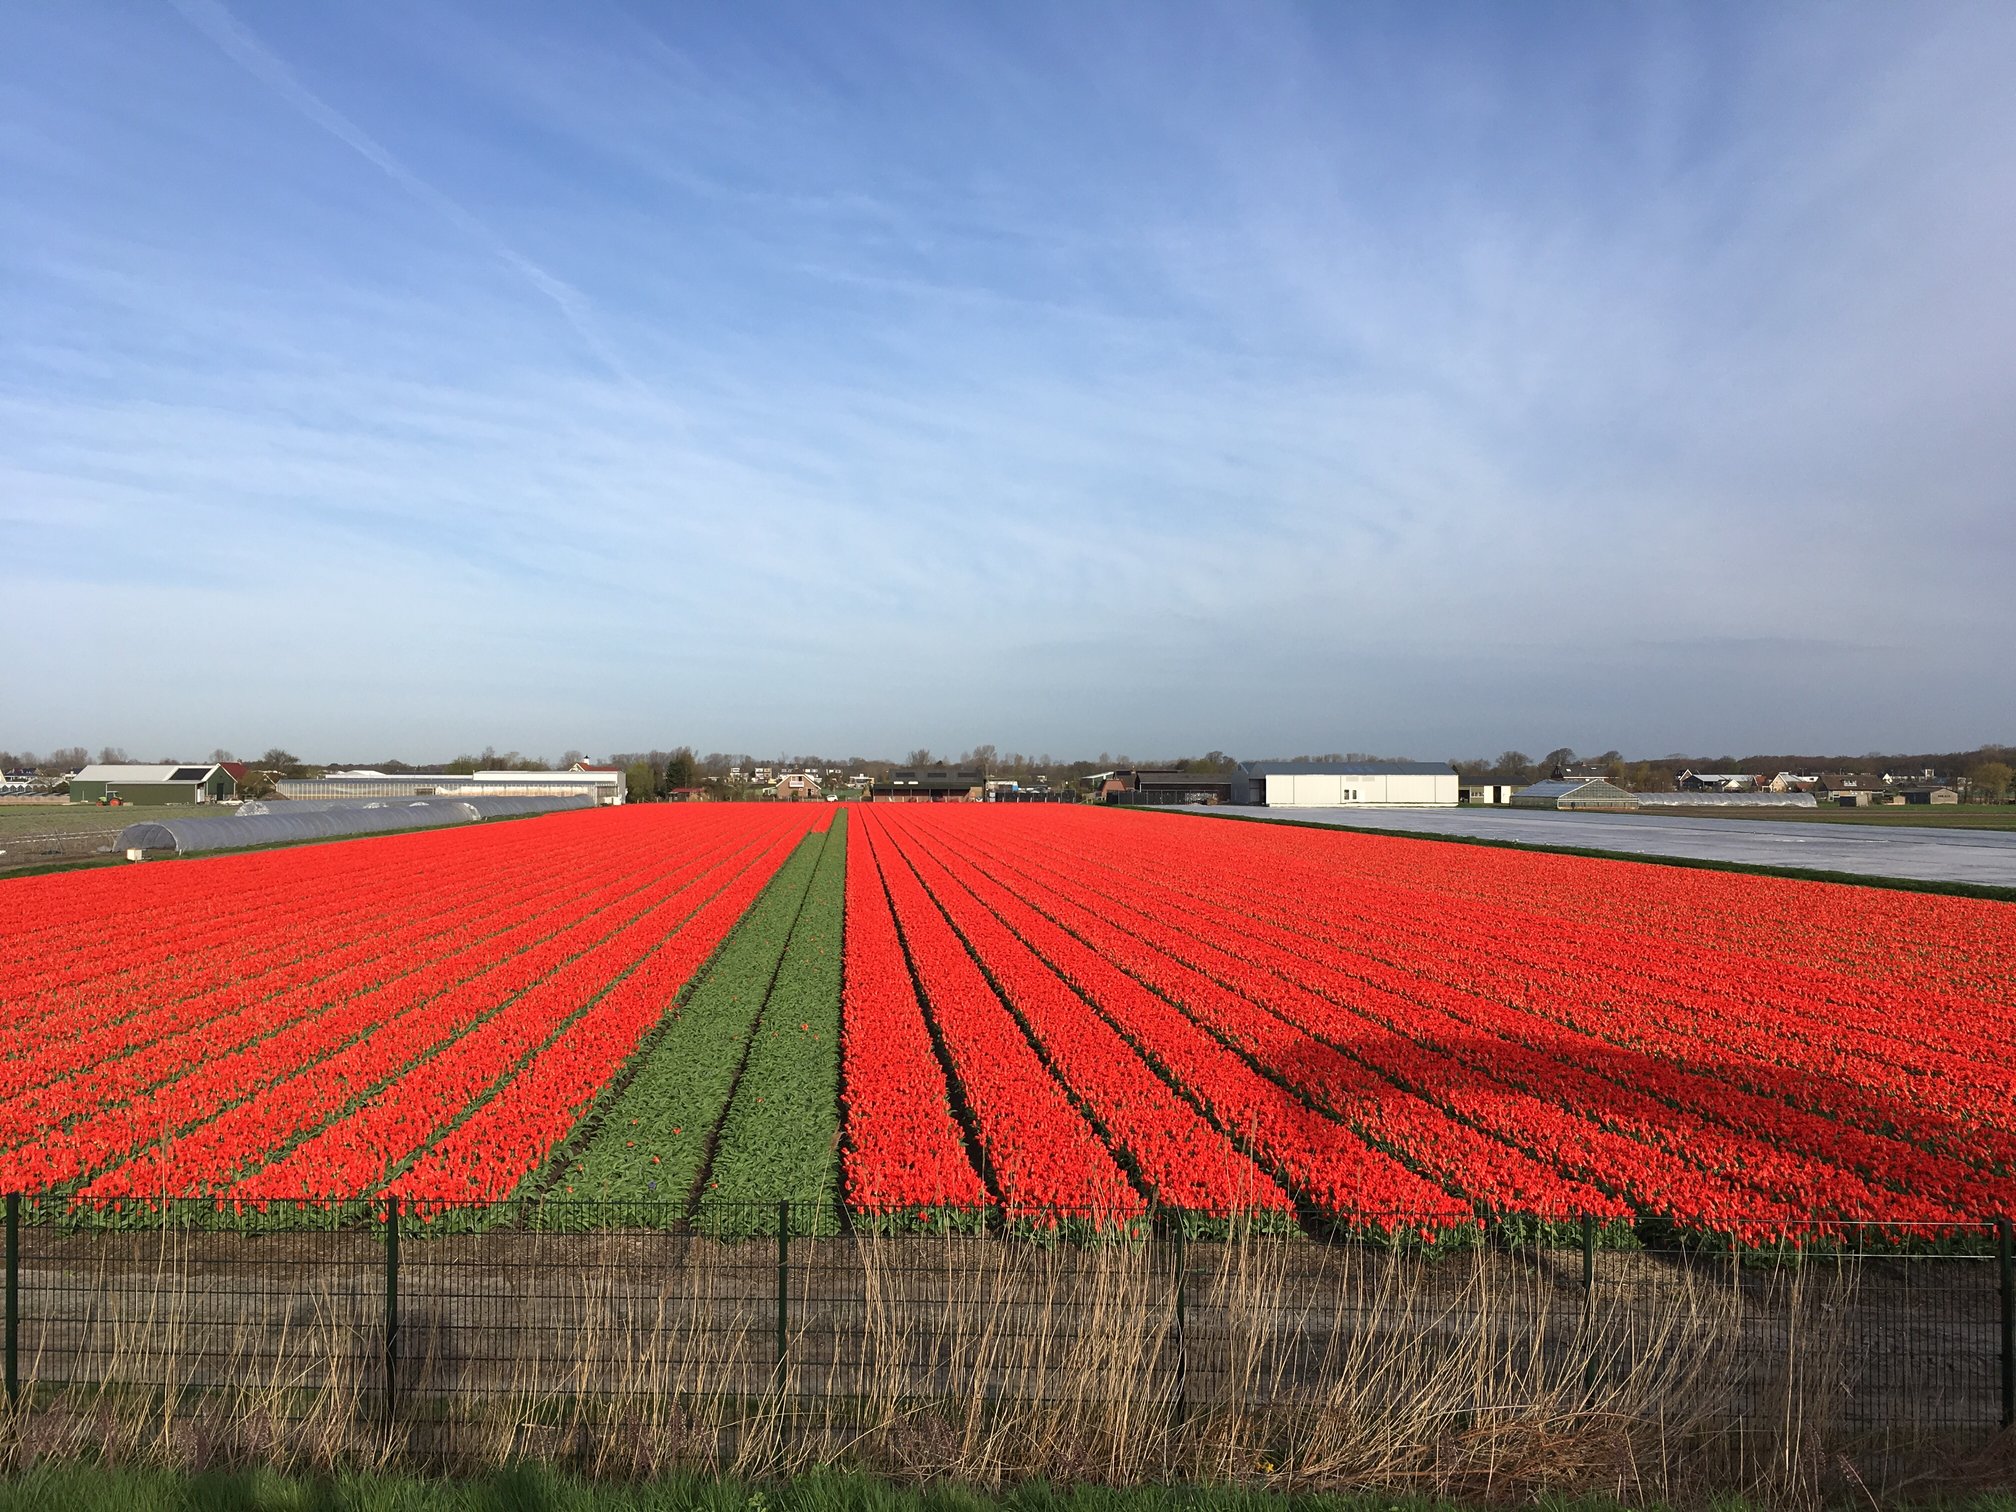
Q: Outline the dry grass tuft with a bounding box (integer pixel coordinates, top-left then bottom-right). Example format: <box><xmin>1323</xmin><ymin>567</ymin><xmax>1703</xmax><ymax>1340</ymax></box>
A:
<box><xmin>0</xmin><ymin>1218</ymin><xmax>1992</xmax><ymax>1511</ymax></box>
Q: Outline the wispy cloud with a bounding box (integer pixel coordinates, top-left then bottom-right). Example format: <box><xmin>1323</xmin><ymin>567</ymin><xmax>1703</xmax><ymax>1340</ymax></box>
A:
<box><xmin>168</xmin><ymin>0</ymin><xmax>645</xmax><ymax>389</ymax></box>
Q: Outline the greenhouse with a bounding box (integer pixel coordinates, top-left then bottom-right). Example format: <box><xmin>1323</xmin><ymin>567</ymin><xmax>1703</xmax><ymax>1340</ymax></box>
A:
<box><xmin>117</xmin><ymin>794</ymin><xmax>591</xmax><ymax>857</ymax></box>
<box><xmin>1509</xmin><ymin>778</ymin><xmax>1641</xmax><ymax>811</ymax></box>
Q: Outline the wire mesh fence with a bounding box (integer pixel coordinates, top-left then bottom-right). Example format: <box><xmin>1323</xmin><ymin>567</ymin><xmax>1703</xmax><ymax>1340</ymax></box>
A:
<box><xmin>0</xmin><ymin>829</ymin><xmax>125</xmax><ymax>871</ymax></box>
<box><xmin>3</xmin><ymin>1196</ymin><xmax>2009</xmax><ymax>1489</ymax></box>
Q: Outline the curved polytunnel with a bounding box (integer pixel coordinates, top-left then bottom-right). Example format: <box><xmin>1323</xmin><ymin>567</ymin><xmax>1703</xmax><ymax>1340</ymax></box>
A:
<box><xmin>116</xmin><ymin>794</ymin><xmax>590</xmax><ymax>856</ymax></box>
<box><xmin>118</xmin><ymin>805</ymin><xmax>457</xmax><ymax>855</ymax></box>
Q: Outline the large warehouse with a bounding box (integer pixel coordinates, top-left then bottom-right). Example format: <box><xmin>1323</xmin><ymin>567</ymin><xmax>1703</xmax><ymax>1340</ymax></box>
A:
<box><xmin>67</xmin><ymin>763</ymin><xmax>238</xmax><ymax>805</ymax></box>
<box><xmin>277</xmin><ymin>765</ymin><xmax>626</xmax><ymax>805</ymax></box>
<box><xmin>1230</xmin><ymin>760</ymin><xmax>1459</xmax><ymax>807</ymax></box>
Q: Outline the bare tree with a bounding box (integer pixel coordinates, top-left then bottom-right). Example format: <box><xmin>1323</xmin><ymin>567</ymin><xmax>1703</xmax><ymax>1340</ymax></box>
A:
<box><xmin>1967</xmin><ymin>761</ymin><xmax>2013</xmax><ymax>803</ymax></box>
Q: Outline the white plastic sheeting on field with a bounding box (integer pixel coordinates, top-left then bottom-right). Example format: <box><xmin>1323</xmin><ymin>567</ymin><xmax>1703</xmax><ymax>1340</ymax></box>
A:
<box><xmin>118</xmin><ymin>793</ymin><xmax>591</xmax><ymax>856</ymax></box>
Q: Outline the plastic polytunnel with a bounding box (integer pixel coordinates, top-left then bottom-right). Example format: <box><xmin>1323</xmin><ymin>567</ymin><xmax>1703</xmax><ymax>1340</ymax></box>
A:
<box><xmin>1633</xmin><ymin>791</ymin><xmax>1819</xmax><ymax>807</ymax></box>
<box><xmin>449</xmin><ymin>794</ymin><xmax>596</xmax><ymax>819</ymax></box>
<box><xmin>117</xmin><ymin>793</ymin><xmax>591</xmax><ymax>856</ymax></box>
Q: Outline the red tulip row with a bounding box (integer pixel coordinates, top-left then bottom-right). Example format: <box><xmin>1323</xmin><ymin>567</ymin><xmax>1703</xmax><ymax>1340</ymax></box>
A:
<box><xmin>856</xmin><ymin>805</ymin><xmax>2014</xmax><ymax>1240</ymax></box>
<box><xmin>1188</xmin><ymin>816</ymin><xmax>2016</xmax><ymax>1013</ymax></box>
<box><xmin>1019</xmin><ymin>819</ymin><xmax>1996</xmax><ymax>1232</ymax></box>
<box><xmin>1011</xmin><ymin>817</ymin><xmax>2016</xmax><ymax>1203</ymax></box>
<box><xmin>15</xmin><ymin>817</ymin><xmax>748</xmax><ymax>1154</ymax></box>
<box><xmin>4</xmin><ymin>806</ymin><xmax>821</xmax><ymax>1206</ymax></box>
<box><xmin>1170</xmin><ymin>838</ymin><xmax>2016</xmax><ymax>1106</ymax></box>
<box><xmin>864</xmin><ymin>818</ymin><xmax>1142</xmax><ymax>1225</ymax></box>
<box><xmin>893</xmin><ymin>816</ymin><xmax>1618</xmax><ymax>1228</ymax></box>
<box><xmin>0</xmin><ymin>832</ymin><xmax>628</xmax><ymax>1132</ymax></box>
<box><xmin>836</xmin><ymin>812</ymin><xmax>988</xmax><ymax>1222</ymax></box>
<box><xmin>228</xmin><ymin>813</ymin><xmax>811</xmax><ymax>1204</ymax></box>
<box><xmin>389</xmin><ymin>817</ymin><xmax>807</xmax><ymax>1204</ymax></box>
<box><xmin>4</xmin><ymin>822</ymin><xmax>530</xmax><ymax>1011</ymax></box>
<box><xmin>871</xmin><ymin>816</ymin><xmax>1295</xmax><ymax>1221</ymax></box>
<box><xmin>65</xmin><ymin>818</ymin><xmax>770</xmax><ymax>1199</ymax></box>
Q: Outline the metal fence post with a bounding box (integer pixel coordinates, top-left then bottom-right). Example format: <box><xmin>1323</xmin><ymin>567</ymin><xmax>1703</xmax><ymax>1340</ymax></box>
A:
<box><xmin>384</xmin><ymin>1194</ymin><xmax>400</xmax><ymax>1432</ymax></box>
<box><xmin>776</xmin><ymin>1200</ymin><xmax>790</xmax><ymax>1373</ymax></box>
<box><xmin>2000</xmin><ymin>1216</ymin><xmax>2013</xmax><ymax>1431</ymax></box>
<box><xmin>1580</xmin><ymin>1214</ymin><xmax>1597</xmax><ymax>1397</ymax></box>
<box><xmin>5</xmin><ymin>1193</ymin><xmax>18</xmax><ymax>1410</ymax></box>
<box><xmin>1172</xmin><ymin>1220</ymin><xmax>1188</xmax><ymax>1430</ymax></box>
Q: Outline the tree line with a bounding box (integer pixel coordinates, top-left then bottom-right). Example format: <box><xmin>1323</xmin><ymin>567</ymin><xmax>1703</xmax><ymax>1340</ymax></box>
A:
<box><xmin>8</xmin><ymin>740</ymin><xmax>2011</xmax><ymax>803</ymax></box>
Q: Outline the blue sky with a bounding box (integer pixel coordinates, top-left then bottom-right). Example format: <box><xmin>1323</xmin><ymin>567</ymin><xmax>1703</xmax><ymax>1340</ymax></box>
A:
<box><xmin>3</xmin><ymin>2</ymin><xmax>2011</xmax><ymax>763</ymax></box>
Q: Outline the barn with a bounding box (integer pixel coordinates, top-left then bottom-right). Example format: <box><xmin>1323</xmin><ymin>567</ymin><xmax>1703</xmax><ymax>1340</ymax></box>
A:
<box><xmin>66</xmin><ymin>763</ymin><xmax>238</xmax><ymax>806</ymax></box>
<box><xmin>869</xmin><ymin>767</ymin><xmax>985</xmax><ymax>802</ymax></box>
<box><xmin>1231</xmin><ymin>760</ymin><xmax>1458</xmax><ymax>807</ymax></box>
<box><xmin>1098</xmin><ymin>769</ymin><xmax>1237</xmax><ymax>805</ymax></box>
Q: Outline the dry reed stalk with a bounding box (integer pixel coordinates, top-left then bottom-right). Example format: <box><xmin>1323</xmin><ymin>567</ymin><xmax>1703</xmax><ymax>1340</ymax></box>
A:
<box><xmin>0</xmin><ymin>1215</ymin><xmax>1986</xmax><ymax>1510</ymax></box>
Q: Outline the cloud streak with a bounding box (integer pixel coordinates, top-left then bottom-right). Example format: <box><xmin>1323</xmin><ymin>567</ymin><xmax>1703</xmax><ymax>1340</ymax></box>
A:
<box><xmin>168</xmin><ymin>0</ymin><xmax>644</xmax><ymax>389</ymax></box>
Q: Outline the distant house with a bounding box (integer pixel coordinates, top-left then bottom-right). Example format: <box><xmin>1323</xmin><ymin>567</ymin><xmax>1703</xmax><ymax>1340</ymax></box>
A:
<box><xmin>1677</xmin><ymin>770</ymin><xmax>1763</xmax><ymax>793</ymax></box>
<box><xmin>1883</xmin><ymin>767</ymin><xmax>1942</xmax><ymax>787</ymax></box>
<box><xmin>1230</xmin><ymin>761</ymin><xmax>1458</xmax><ymax>807</ymax></box>
<box><xmin>870</xmin><ymin>767</ymin><xmax>985</xmax><ymax>802</ymax></box>
<box><xmin>1510</xmin><ymin>778</ymin><xmax>1640</xmax><ymax>811</ymax></box>
<box><xmin>1813</xmin><ymin>773</ymin><xmax>1886</xmax><ymax>806</ymax></box>
<box><xmin>771</xmin><ymin>772</ymin><xmax>823</xmax><ymax>801</ymax></box>
<box><xmin>66</xmin><ymin>763</ymin><xmax>238</xmax><ymax>806</ymax></box>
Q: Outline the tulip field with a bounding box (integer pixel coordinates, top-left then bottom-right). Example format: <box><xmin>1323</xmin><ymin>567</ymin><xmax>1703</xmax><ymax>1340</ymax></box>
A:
<box><xmin>4</xmin><ymin>799</ymin><xmax>2015</xmax><ymax>1242</ymax></box>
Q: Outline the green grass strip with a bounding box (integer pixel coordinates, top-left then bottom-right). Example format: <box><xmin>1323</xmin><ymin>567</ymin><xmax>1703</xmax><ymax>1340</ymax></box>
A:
<box><xmin>699</xmin><ymin>809</ymin><xmax>847</xmax><ymax>1236</ymax></box>
<box><xmin>0</xmin><ymin>1459</ymin><xmax>1759</xmax><ymax>1512</ymax></box>
<box><xmin>538</xmin><ymin>829</ymin><xmax>827</xmax><ymax>1228</ymax></box>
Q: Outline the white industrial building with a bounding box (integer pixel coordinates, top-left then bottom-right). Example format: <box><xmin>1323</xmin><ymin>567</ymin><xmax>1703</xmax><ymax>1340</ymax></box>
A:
<box><xmin>277</xmin><ymin>763</ymin><xmax>626</xmax><ymax>806</ymax></box>
<box><xmin>1231</xmin><ymin>760</ymin><xmax>1459</xmax><ymax>807</ymax></box>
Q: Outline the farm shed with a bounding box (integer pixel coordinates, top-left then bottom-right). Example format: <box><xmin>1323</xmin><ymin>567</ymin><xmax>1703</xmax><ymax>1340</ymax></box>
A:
<box><xmin>1461</xmin><ymin>782</ymin><xmax>1520</xmax><ymax>805</ymax></box>
<box><xmin>1899</xmin><ymin>785</ymin><xmax>1960</xmax><ymax>804</ymax></box>
<box><xmin>1511</xmin><ymin>778</ymin><xmax>1640</xmax><ymax>811</ymax></box>
<box><xmin>66</xmin><ymin>763</ymin><xmax>237</xmax><ymax>806</ymax></box>
<box><xmin>870</xmin><ymin>767</ymin><xmax>985</xmax><ymax>802</ymax></box>
<box><xmin>1231</xmin><ymin>761</ymin><xmax>1458</xmax><ymax>807</ymax></box>
<box><xmin>1103</xmin><ymin>769</ymin><xmax>1236</xmax><ymax>805</ymax></box>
